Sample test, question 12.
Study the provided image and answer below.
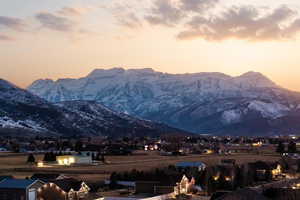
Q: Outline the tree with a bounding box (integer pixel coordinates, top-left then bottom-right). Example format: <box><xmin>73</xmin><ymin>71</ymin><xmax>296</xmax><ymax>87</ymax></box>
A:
<box><xmin>206</xmin><ymin>176</ymin><xmax>217</xmax><ymax>195</ymax></box>
<box><xmin>75</xmin><ymin>140</ymin><xmax>83</xmax><ymax>152</ymax></box>
<box><xmin>110</xmin><ymin>172</ymin><xmax>118</xmax><ymax>189</ymax></box>
<box><xmin>27</xmin><ymin>153</ymin><xmax>35</xmax><ymax>163</ymax></box>
<box><xmin>276</xmin><ymin>142</ymin><xmax>285</xmax><ymax>153</ymax></box>
<box><xmin>100</xmin><ymin>154</ymin><xmax>105</xmax><ymax>163</ymax></box>
<box><xmin>43</xmin><ymin>152</ymin><xmax>49</xmax><ymax>161</ymax></box>
<box><xmin>265</xmin><ymin>169</ymin><xmax>272</xmax><ymax>181</ymax></box>
<box><xmin>288</xmin><ymin>141</ymin><xmax>297</xmax><ymax>153</ymax></box>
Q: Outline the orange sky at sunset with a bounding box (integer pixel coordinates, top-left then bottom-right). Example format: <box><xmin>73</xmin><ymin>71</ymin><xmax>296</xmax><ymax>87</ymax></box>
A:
<box><xmin>1</xmin><ymin>0</ymin><xmax>300</xmax><ymax>91</ymax></box>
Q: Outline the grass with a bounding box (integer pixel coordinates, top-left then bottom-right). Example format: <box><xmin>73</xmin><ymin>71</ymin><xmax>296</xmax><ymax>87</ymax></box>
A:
<box><xmin>0</xmin><ymin>151</ymin><xmax>281</xmax><ymax>182</ymax></box>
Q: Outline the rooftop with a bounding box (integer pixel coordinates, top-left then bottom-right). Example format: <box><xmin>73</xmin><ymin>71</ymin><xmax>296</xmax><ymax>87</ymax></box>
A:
<box><xmin>0</xmin><ymin>179</ymin><xmax>38</xmax><ymax>189</ymax></box>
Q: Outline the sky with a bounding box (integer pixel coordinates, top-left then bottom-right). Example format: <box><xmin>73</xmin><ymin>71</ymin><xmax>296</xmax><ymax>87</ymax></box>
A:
<box><xmin>1</xmin><ymin>0</ymin><xmax>300</xmax><ymax>91</ymax></box>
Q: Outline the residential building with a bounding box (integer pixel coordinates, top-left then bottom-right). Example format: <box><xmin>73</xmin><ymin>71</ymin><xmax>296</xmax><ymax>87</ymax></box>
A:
<box><xmin>0</xmin><ymin>179</ymin><xmax>44</xmax><ymax>200</ymax></box>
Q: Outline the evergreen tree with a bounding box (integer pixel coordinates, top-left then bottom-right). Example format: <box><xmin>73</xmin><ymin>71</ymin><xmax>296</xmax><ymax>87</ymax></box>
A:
<box><xmin>288</xmin><ymin>141</ymin><xmax>297</xmax><ymax>153</ymax></box>
<box><xmin>110</xmin><ymin>172</ymin><xmax>118</xmax><ymax>189</ymax></box>
<box><xmin>265</xmin><ymin>169</ymin><xmax>272</xmax><ymax>181</ymax></box>
<box><xmin>27</xmin><ymin>153</ymin><xmax>35</xmax><ymax>163</ymax></box>
<box><xmin>101</xmin><ymin>154</ymin><xmax>105</xmax><ymax>163</ymax></box>
<box><xmin>276</xmin><ymin>142</ymin><xmax>285</xmax><ymax>153</ymax></box>
<box><xmin>43</xmin><ymin>152</ymin><xmax>49</xmax><ymax>161</ymax></box>
<box><xmin>47</xmin><ymin>152</ymin><xmax>56</xmax><ymax>162</ymax></box>
<box><xmin>206</xmin><ymin>176</ymin><xmax>217</xmax><ymax>195</ymax></box>
<box><xmin>75</xmin><ymin>140</ymin><xmax>83</xmax><ymax>152</ymax></box>
<box><xmin>218</xmin><ymin>174</ymin><xmax>227</xmax><ymax>190</ymax></box>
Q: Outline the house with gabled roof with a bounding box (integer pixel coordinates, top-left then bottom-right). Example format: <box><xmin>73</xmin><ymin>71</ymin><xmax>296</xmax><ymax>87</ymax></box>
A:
<box><xmin>0</xmin><ymin>178</ymin><xmax>44</xmax><ymax>200</ymax></box>
<box><xmin>31</xmin><ymin>173</ymin><xmax>70</xmax><ymax>182</ymax></box>
<box><xmin>175</xmin><ymin>161</ymin><xmax>206</xmax><ymax>171</ymax></box>
<box><xmin>37</xmin><ymin>178</ymin><xmax>90</xmax><ymax>200</ymax></box>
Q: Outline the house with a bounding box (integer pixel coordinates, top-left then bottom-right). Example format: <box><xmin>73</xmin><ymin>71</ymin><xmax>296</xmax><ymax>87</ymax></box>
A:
<box><xmin>175</xmin><ymin>161</ymin><xmax>206</xmax><ymax>171</ymax></box>
<box><xmin>0</xmin><ymin>175</ymin><xmax>13</xmax><ymax>182</ymax></box>
<box><xmin>0</xmin><ymin>147</ymin><xmax>8</xmax><ymax>152</ymax></box>
<box><xmin>248</xmin><ymin>161</ymin><xmax>282</xmax><ymax>181</ymax></box>
<box><xmin>135</xmin><ymin>181</ymin><xmax>174</xmax><ymax>194</ymax></box>
<box><xmin>0</xmin><ymin>179</ymin><xmax>44</xmax><ymax>200</ymax></box>
<box><xmin>38</xmin><ymin>178</ymin><xmax>90</xmax><ymax>200</ymax></box>
<box><xmin>56</xmin><ymin>155</ymin><xmax>92</xmax><ymax>166</ymax></box>
<box><xmin>174</xmin><ymin>175</ymin><xmax>202</xmax><ymax>196</ymax></box>
<box><xmin>31</xmin><ymin>173</ymin><xmax>69</xmax><ymax>182</ymax></box>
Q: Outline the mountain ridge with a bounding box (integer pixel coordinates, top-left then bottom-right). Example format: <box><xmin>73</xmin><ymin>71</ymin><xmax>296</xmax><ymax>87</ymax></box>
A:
<box><xmin>27</xmin><ymin>68</ymin><xmax>300</xmax><ymax>135</ymax></box>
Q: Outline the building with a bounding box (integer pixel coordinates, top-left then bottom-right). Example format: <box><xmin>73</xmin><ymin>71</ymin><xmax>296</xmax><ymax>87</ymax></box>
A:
<box><xmin>31</xmin><ymin>174</ymin><xmax>70</xmax><ymax>182</ymax></box>
<box><xmin>248</xmin><ymin>161</ymin><xmax>282</xmax><ymax>181</ymax></box>
<box><xmin>56</xmin><ymin>155</ymin><xmax>92</xmax><ymax>166</ymax></box>
<box><xmin>173</xmin><ymin>175</ymin><xmax>202</xmax><ymax>196</ymax></box>
<box><xmin>39</xmin><ymin>178</ymin><xmax>90</xmax><ymax>200</ymax></box>
<box><xmin>0</xmin><ymin>179</ymin><xmax>44</xmax><ymax>200</ymax></box>
<box><xmin>175</xmin><ymin>161</ymin><xmax>206</xmax><ymax>171</ymax></box>
<box><xmin>0</xmin><ymin>175</ymin><xmax>13</xmax><ymax>182</ymax></box>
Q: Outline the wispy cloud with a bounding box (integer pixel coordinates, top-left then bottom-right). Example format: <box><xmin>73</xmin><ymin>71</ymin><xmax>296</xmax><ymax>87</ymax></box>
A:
<box><xmin>0</xmin><ymin>16</ymin><xmax>27</xmax><ymax>31</ymax></box>
<box><xmin>109</xmin><ymin>2</ymin><xmax>144</xmax><ymax>29</ymax></box>
<box><xmin>117</xmin><ymin>13</ymin><xmax>143</xmax><ymax>29</ymax></box>
<box><xmin>35</xmin><ymin>12</ymin><xmax>76</xmax><ymax>32</ymax></box>
<box><xmin>0</xmin><ymin>33</ymin><xmax>15</xmax><ymax>41</ymax></box>
<box><xmin>57</xmin><ymin>6</ymin><xmax>95</xmax><ymax>17</ymax></box>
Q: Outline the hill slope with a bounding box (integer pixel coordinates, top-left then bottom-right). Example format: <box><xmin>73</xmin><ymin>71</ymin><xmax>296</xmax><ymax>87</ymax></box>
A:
<box><xmin>0</xmin><ymin>79</ymin><xmax>183</xmax><ymax>137</ymax></box>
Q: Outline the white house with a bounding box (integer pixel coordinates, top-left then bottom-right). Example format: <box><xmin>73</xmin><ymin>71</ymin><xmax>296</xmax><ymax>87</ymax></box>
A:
<box><xmin>56</xmin><ymin>155</ymin><xmax>92</xmax><ymax>166</ymax></box>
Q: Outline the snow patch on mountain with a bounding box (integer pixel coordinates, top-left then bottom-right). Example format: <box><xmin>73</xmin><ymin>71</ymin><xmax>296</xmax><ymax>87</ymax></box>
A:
<box><xmin>0</xmin><ymin>116</ymin><xmax>47</xmax><ymax>131</ymax></box>
<box><xmin>248</xmin><ymin>100</ymin><xmax>290</xmax><ymax>119</ymax></box>
<box><xmin>221</xmin><ymin>109</ymin><xmax>243</xmax><ymax>125</ymax></box>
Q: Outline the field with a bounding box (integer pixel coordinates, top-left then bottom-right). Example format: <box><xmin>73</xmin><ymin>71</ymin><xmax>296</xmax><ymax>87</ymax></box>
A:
<box><xmin>0</xmin><ymin>151</ymin><xmax>281</xmax><ymax>183</ymax></box>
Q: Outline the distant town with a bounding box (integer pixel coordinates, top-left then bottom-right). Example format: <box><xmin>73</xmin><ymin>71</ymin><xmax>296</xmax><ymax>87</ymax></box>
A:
<box><xmin>0</xmin><ymin>134</ymin><xmax>300</xmax><ymax>200</ymax></box>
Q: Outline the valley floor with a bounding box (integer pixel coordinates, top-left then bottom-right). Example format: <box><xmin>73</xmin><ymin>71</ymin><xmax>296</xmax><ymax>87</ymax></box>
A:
<box><xmin>0</xmin><ymin>151</ymin><xmax>280</xmax><ymax>183</ymax></box>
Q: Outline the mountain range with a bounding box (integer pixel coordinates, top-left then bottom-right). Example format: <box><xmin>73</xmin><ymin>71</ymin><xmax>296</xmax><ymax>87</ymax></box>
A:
<box><xmin>0</xmin><ymin>79</ymin><xmax>183</xmax><ymax>137</ymax></box>
<box><xmin>27</xmin><ymin>68</ymin><xmax>300</xmax><ymax>136</ymax></box>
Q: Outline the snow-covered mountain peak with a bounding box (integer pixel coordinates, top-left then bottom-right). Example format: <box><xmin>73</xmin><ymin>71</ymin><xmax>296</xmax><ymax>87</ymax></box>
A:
<box><xmin>233</xmin><ymin>71</ymin><xmax>277</xmax><ymax>88</ymax></box>
<box><xmin>88</xmin><ymin>67</ymin><xmax>126</xmax><ymax>78</ymax></box>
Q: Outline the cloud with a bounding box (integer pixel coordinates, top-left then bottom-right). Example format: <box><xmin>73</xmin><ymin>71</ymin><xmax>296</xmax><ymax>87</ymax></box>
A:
<box><xmin>57</xmin><ymin>6</ymin><xmax>95</xmax><ymax>17</ymax></box>
<box><xmin>177</xmin><ymin>5</ymin><xmax>300</xmax><ymax>41</ymax></box>
<box><xmin>0</xmin><ymin>16</ymin><xmax>27</xmax><ymax>31</ymax></box>
<box><xmin>144</xmin><ymin>0</ymin><xmax>219</xmax><ymax>26</ymax></box>
<box><xmin>145</xmin><ymin>0</ymin><xmax>185</xmax><ymax>26</ymax></box>
<box><xmin>117</xmin><ymin>13</ymin><xmax>143</xmax><ymax>29</ymax></box>
<box><xmin>35</xmin><ymin>12</ymin><xmax>76</xmax><ymax>32</ymax></box>
<box><xmin>180</xmin><ymin>0</ymin><xmax>219</xmax><ymax>12</ymax></box>
<box><xmin>0</xmin><ymin>34</ymin><xmax>15</xmax><ymax>41</ymax></box>
<box><xmin>108</xmin><ymin>2</ymin><xmax>144</xmax><ymax>29</ymax></box>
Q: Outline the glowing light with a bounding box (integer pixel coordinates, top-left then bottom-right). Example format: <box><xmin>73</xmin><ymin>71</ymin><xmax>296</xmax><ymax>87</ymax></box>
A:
<box><xmin>69</xmin><ymin>157</ymin><xmax>75</xmax><ymax>164</ymax></box>
<box><xmin>213</xmin><ymin>175</ymin><xmax>219</xmax><ymax>181</ymax></box>
<box><xmin>37</xmin><ymin>161</ymin><xmax>44</xmax><ymax>168</ymax></box>
<box><xmin>252</xmin><ymin>142</ymin><xmax>263</xmax><ymax>147</ymax></box>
